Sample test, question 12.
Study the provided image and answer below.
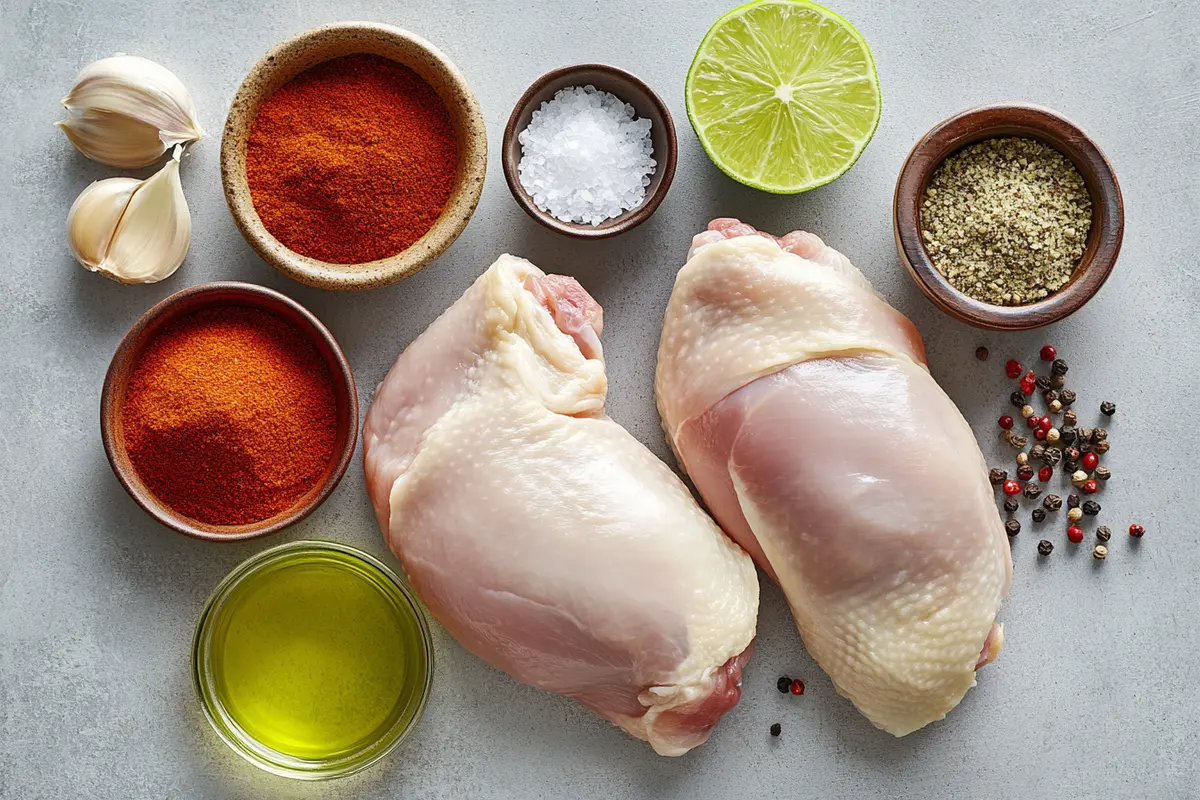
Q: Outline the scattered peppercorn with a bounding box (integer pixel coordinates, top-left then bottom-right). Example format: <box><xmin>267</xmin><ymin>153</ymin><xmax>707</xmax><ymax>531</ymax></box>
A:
<box><xmin>1046</xmin><ymin>428</ymin><xmax>1061</xmax><ymax>444</ymax></box>
<box><xmin>1023</xmin><ymin>483</ymin><xmax>1042</xmax><ymax>499</ymax></box>
<box><xmin>1009</xmin><ymin>434</ymin><xmax>1029</xmax><ymax>448</ymax></box>
<box><xmin>790</xmin><ymin>679</ymin><xmax>805</xmax><ymax>696</ymax></box>
<box><xmin>1082</xmin><ymin>452</ymin><xmax>1098</xmax><ymax>470</ymax></box>
<box><xmin>999</xmin><ymin>415</ymin><xmax>1014</xmax><ymax>430</ymax></box>
<box><xmin>1093</xmin><ymin>544</ymin><xmax>1108</xmax><ymax>560</ymax></box>
<box><xmin>1082</xmin><ymin>500</ymin><xmax>1101</xmax><ymax>516</ymax></box>
<box><xmin>1020</xmin><ymin>380</ymin><xmax>1035</xmax><ymax>396</ymax></box>
<box><xmin>1048</xmin><ymin>399</ymin><xmax>1063</xmax><ymax>414</ymax></box>
<box><xmin>1094</xmin><ymin>466</ymin><xmax>1111</xmax><ymax>482</ymax></box>
<box><xmin>1017</xmin><ymin>465</ymin><xmax>1035</xmax><ymax>481</ymax></box>
<box><xmin>1003</xmin><ymin>480</ymin><xmax>1022</xmax><ymax>497</ymax></box>
<box><xmin>1068</xmin><ymin>509</ymin><xmax>1083</xmax><ymax>524</ymax></box>
<box><xmin>1067</xmin><ymin>526</ymin><xmax>1084</xmax><ymax>543</ymax></box>
<box><xmin>1038</xmin><ymin>539</ymin><xmax>1054</xmax><ymax>555</ymax></box>
<box><xmin>1129</xmin><ymin>524</ymin><xmax>1145</xmax><ymax>538</ymax></box>
<box><xmin>1043</xmin><ymin>447</ymin><xmax>1063</xmax><ymax>466</ymax></box>
<box><xmin>1005</xmin><ymin>519</ymin><xmax>1021</xmax><ymax>537</ymax></box>
<box><xmin>1038</xmin><ymin>466</ymin><xmax>1052</xmax><ymax>482</ymax></box>
<box><xmin>1021</xmin><ymin>405</ymin><xmax>1036</xmax><ymax>420</ymax></box>
<box><xmin>1050</xmin><ymin>374</ymin><xmax>1065</xmax><ymax>389</ymax></box>
<box><xmin>1010</xmin><ymin>390</ymin><xmax>1027</xmax><ymax>408</ymax></box>
<box><xmin>1043</xmin><ymin>495</ymin><xmax>1062</xmax><ymax>511</ymax></box>
<box><xmin>1034</xmin><ymin>429</ymin><xmax>1047</xmax><ymax>440</ymax></box>
<box><xmin>1051</xmin><ymin>359</ymin><xmax>1069</xmax><ymax>377</ymax></box>
<box><xmin>1032</xmin><ymin>508</ymin><xmax>1046</xmax><ymax>523</ymax></box>
<box><xmin>1094</xmin><ymin>440</ymin><xmax>1110</xmax><ymax>454</ymax></box>
<box><xmin>1031</xmin><ymin>444</ymin><xmax>1047</xmax><ymax>462</ymax></box>
<box><xmin>1060</xmin><ymin>426</ymin><xmax>1077</xmax><ymax>445</ymax></box>
<box><xmin>770</xmin><ymin>723</ymin><xmax>782</xmax><ymax>737</ymax></box>
<box><xmin>1082</xmin><ymin>479</ymin><xmax>1098</xmax><ymax>495</ymax></box>
<box><xmin>1072</xmin><ymin>470</ymin><xmax>1088</xmax><ymax>487</ymax></box>
<box><xmin>1100</xmin><ymin>401</ymin><xmax>1116</xmax><ymax>416</ymax></box>
<box><xmin>1065</xmin><ymin>447</ymin><xmax>1080</xmax><ymax>462</ymax></box>
<box><xmin>1060</xmin><ymin>389</ymin><xmax>1076</xmax><ymax>406</ymax></box>
<box><xmin>1096</xmin><ymin>526</ymin><xmax>1112</xmax><ymax>542</ymax></box>
<box><xmin>975</xmin><ymin>346</ymin><xmax>990</xmax><ymax>361</ymax></box>
<box><xmin>1005</xmin><ymin>360</ymin><xmax>1023</xmax><ymax>379</ymax></box>
<box><xmin>1037</xmin><ymin>376</ymin><xmax>1052</xmax><ymax>392</ymax></box>
<box><xmin>777</xmin><ymin>676</ymin><xmax>791</xmax><ymax>694</ymax></box>
<box><xmin>1043</xmin><ymin>389</ymin><xmax>1059</xmax><ymax>404</ymax></box>
<box><xmin>1016</xmin><ymin>452</ymin><xmax>1029</xmax><ymax>467</ymax></box>
<box><xmin>1093</xmin><ymin>428</ymin><xmax>1108</xmax><ymax>442</ymax></box>
<box><xmin>1068</xmin><ymin>494</ymin><xmax>1081</xmax><ymax>509</ymax></box>
<box><xmin>1064</xmin><ymin>460</ymin><xmax>1079</xmax><ymax>474</ymax></box>
<box><xmin>1078</xmin><ymin>428</ymin><xmax>1093</xmax><ymax>444</ymax></box>
<box><xmin>989</xmin><ymin>468</ymin><xmax>1008</xmax><ymax>486</ymax></box>
<box><xmin>1040</xmin><ymin>345</ymin><xmax>1057</xmax><ymax>361</ymax></box>
<box><xmin>1038</xmin><ymin>417</ymin><xmax>1052</xmax><ymax>432</ymax></box>
<box><xmin>1004</xmin><ymin>497</ymin><xmax>1020</xmax><ymax>514</ymax></box>
<box><xmin>1063</xmin><ymin>409</ymin><xmax>1078</xmax><ymax>426</ymax></box>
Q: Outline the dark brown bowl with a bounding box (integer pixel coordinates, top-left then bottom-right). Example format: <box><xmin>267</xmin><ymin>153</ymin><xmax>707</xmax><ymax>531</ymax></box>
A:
<box><xmin>502</xmin><ymin>64</ymin><xmax>677</xmax><ymax>239</ymax></box>
<box><xmin>100</xmin><ymin>282</ymin><xmax>359</xmax><ymax>541</ymax></box>
<box><xmin>894</xmin><ymin>103</ymin><xmax>1123</xmax><ymax>330</ymax></box>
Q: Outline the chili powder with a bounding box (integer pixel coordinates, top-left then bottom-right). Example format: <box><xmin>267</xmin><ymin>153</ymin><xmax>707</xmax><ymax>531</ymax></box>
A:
<box><xmin>122</xmin><ymin>306</ymin><xmax>338</xmax><ymax>526</ymax></box>
<box><xmin>246</xmin><ymin>54</ymin><xmax>459</xmax><ymax>264</ymax></box>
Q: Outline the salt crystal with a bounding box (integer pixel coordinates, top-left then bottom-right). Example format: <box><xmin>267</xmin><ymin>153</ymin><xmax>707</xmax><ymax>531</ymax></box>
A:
<box><xmin>517</xmin><ymin>85</ymin><xmax>656</xmax><ymax>226</ymax></box>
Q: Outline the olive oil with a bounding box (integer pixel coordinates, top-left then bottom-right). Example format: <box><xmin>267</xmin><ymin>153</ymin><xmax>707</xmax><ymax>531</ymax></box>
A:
<box><xmin>194</xmin><ymin>542</ymin><xmax>431</xmax><ymax>777</ymax></box>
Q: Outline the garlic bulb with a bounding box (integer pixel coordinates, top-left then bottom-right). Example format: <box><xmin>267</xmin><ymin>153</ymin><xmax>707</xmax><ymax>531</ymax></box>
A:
<box><xmin>68</xmin><ymin>146</ymin><xmax>191</xmax><ymax>284</ymax></box>
<box><xmin>58</xmin><ymin>55</ymin><xmax>203</xmax><ymax>168</ymax></box>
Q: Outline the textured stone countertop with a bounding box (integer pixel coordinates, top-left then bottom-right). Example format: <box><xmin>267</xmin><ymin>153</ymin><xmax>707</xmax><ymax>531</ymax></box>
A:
<box><xmin>2</xmin><ymin>0</ymin><xmax>1197</xmax><ymax>797</ymax></box>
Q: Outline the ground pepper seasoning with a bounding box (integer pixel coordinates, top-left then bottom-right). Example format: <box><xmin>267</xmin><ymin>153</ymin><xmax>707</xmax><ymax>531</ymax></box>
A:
<box><xmin>247</xmin><ymin>54</ymin><xmax>459</xmax><ymax>264</ymax></box>
<box><xmin>122</xmin><ymin>307</ymin><xmax>338</xmax><ymax>525</ymax></box>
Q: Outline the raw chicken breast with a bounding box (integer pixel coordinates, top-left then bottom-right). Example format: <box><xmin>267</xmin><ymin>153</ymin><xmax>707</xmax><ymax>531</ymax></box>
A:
<box><xmin>363</xmin><ymin>254</ymin><xmax>758</xmax><ymax>756</ymax></box>
<box><xmin>656</xmin><ymin>220</ymin><xmax>1011</xmax><ymax>736</ymax></box>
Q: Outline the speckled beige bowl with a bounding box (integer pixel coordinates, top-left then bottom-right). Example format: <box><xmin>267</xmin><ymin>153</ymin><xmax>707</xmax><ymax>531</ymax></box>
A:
<box><xmin>221</xmin><ymin>22</ymin><xmax>487</xmax><ymax>291</ymax></box>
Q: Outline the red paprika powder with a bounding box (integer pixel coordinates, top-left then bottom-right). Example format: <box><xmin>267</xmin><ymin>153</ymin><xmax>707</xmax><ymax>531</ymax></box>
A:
<box><xmin>122</xmin><ymin>306</ymin><xmax>337</xmax><ymax>526</ymax></box>
<box><xmin>246</xmin><ymin>54</ymin><xmax>459</xmax><ymax>264</ymax></box>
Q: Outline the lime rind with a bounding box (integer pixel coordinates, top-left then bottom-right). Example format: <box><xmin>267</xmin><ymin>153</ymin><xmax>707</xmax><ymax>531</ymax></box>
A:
<box><xmin>686</xmin><ymin>0</ymin><xmax>882</xmax><ymax>194</ymax></box>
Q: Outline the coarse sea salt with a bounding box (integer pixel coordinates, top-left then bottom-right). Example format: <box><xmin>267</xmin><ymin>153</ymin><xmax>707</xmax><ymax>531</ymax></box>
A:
<box><xmin>517</xmin><ymin>85</ymin><xmax>656</xmax><ymax>226</ymax></box>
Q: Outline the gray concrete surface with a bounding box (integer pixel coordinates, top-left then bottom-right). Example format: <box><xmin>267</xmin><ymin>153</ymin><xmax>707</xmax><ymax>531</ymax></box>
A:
<box><xmin>3</xmin><ymin>1</ymin><xmax>1198</xmax><ymax>797</ymax></box>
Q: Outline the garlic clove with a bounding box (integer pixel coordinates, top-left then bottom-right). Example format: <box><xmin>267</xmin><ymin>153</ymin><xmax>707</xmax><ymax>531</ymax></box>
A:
<box><xmin>58</xmin><ymin>55</ymin><xmax>203</xmax><ymax>168</ymax></box>
<box><xmin>67</xmin><ymin>147</ymin><xmax>191</xmax><ymax>284</ymax></box>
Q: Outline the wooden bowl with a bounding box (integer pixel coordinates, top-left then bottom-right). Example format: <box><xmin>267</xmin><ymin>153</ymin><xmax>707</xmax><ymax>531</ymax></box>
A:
<box><xmin>100</xmin><ymin>282</ymin><xmax>359</xmax><ymax>541</ymax></box>
<box><xmin>502</xmin><ymin>64</ymin><xmax>678</xmax><ymax>239</ymax></box>
<box><xmin>894</xmin><ymin>103</ymin><xmax>1123</xmax><ymax>330</ymax></box>
<box><xmin>221</xmin><ymin>22</ymin><xmax>487</xmax><ymax>291</ymax></box>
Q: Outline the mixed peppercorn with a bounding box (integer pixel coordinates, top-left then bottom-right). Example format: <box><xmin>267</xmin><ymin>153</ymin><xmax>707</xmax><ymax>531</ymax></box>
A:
<box><xmin>985</xmin><ymin>345</ymin><xmax>1145</xmax><ymax>559</ymax></box>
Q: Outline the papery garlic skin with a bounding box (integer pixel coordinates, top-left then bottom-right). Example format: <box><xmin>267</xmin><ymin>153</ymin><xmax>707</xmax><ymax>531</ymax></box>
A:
<box><xmin>58</xmin><ymin>55</ymin><xmax>203</xmax><ymax>168</ymax></box>
<box><xmin>67</xmin><ymin>147</ymin><xmax>191</xmax><ymax>284</ymax></box>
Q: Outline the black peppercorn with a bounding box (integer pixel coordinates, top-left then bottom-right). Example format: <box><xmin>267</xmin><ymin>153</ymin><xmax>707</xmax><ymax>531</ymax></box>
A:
<box><xmin>1094</xmin><ymin>440</ymin><xmax>1110</xmax><ymax>454</ymax></box>
<box><xmin>1059</xmin><ymin>426</ymin><xmax>1077</xmax><ymax>445</ymax></box>
<box><xmin>1017</xmin><ymin>465</ymin><xmax>1035</xmax><ymax>481</ymax></box>
<box><xmin>1010</xmin><ymin>390</ymin><xmax>1027</xmax><ymax>408</ymax></box>
<box><xmin>1043</xmin><ymin>447</ymin><xmax>1063</xmax><ymax>466</ymax></box>
<box><xmin>1065</xmin><ymin>447</ymin><xmax>1081</xmax><ymax>462</ymax></box>
<box><xmin>1005</xmin><ymin>519</ymin><xmax>1021</xmax><ymax>537</ymax></box>
<box><xmin>1059</xmin><ymin>389</ymin><xmax>1076</xmax><ymax>406</ymax></box>
<box><xmin>1063</xmin><ymin>408</ymin><xmax>1078</xmax><ymax>426</ymax></box>
<box><xmin>1050</xmin><ymin>374</ymin><xmax>1065</xmax><ymax>389</ymax></box>
<box><xmin>1023</xmin><ymin>483</ymin><xmax>1042</xmax><ymax>499</ymax></box>
<box><xmin>1096</xmin><ymin>526</ymin><xmax>1112</xmax><ymax>542</ymax></box>
<box><xmin>1051</xmin><ymin>358</ymin><xmax>1069</xmax><ymax>376</ymax></box>
<box><xmin>1004</xmin><ymin>497</ymin><xmax>1019</xmax><ymax>514</ymax></box>
<box><xmin>1093</xmin><ymin>427</ymin><xmax>1108</xmax><ymax>442</ymax></box>
<box><xmin>975</xmin><ymin>346</ymin><xmax>989</xmax><ymax>361</ymax></box>
<box><xmin>1036</xmin><ymin>375</ymin><xmax>1051</xmax><ymax>391</ymax></box>
<box><xmin>989</xmin><ymin>468</ymin><xmax>1008</xmax><ymax>486</ymax></box>
<box><xmin>1043</xmin><ymin>494</ymin><xmax>1062</xmax><ymax>511</ymax></box>
<box><xmin>1032</xmin><ymin>508</ymin><xmax>1046</xmax><ymax>523</ymax></box>
<box><xmin>1068</xmin><ymin>494</ymin><xmax>1081</xmax><ymax>509</ymax></box>
<box><xmin>1038</xmin><ymin>539</ymin><xmax>1054</xmax><ymax>555</ymax></box>
<box><xmin>1100</xmin><ymin>401</ymin><xmax>1116</xmax><ymax>416</ymax></box>
<box><xmin>1043</xmin><ymin>389</ymin><xmax>1059</xmax><ymax>404</ymax></box>
<box><xmin>1064</xmin><ymin>461</ymin><xmax>1079</xmax><ymax>474</ymax></box>
<box><xmin>1078</xmin><ymin>428</ymin><xmax>1093</xmax><ymax>444</ymax></box>
<box><xmin>1094</xmin><ymin>466</ymin><xmax>1111</xmax><ymax>481</ymax></box>
<box><xmin>777</xmin><ymin>676</ymin><xmax>791</xmax><ymax>694</ymax></box>
<box><xmin>1009</xmin><ymin>434</ymin><xmax>1029</xmax><ymax>448</ymax></box>
<box><xmin>1082</xmin><ymin>500</ymin><xmax>1101</xmax><ymax>516</ymax></box>
<box><xmin>770</xmin><ymin>723</ymin><xmax>782</xmax><ymax>737</ymax></box>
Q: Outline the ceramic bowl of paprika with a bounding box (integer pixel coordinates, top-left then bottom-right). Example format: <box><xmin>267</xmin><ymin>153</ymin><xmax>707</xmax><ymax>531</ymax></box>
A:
<box><xmin>221</xmin><ymin>22</ymin><xmax>488</xmax><ymax>291</ymax></box>
<box><xmin>100</xmin><ymin>282</ymin><xmax>359</xmax><ymax>541</ymax></box>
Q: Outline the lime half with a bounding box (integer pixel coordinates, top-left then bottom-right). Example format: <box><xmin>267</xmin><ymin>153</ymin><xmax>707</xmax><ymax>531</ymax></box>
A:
<box><xmin>686</xmin><ymin>0</ymin><xmax>881</xmax><ymax>194</ymax></box>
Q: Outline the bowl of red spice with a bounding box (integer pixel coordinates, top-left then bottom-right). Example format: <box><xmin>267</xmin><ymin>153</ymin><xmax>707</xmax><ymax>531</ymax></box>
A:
<box><xmin>221</xmin><ymin>23</ymin><xmax>487</xmax><ymax>290</ymax></box>
<box><xmin>100</xmin><ymin>282</ymin><xmax>359</xmax><ymax>540</ymax></box>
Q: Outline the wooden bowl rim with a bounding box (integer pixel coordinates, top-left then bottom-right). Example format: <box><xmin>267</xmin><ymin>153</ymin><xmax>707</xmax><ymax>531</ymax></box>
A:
<box><xmin>501</xmin><ymin>63</ymin><xmax>678</xmax><ymax>239</ymax></box>
<box><xmin>220</xmin><ymin>21</ymin><xmax>487</xmax><ymax>291</ymax></box>
<box><xmin>100</xmin><ymin>281</ymin><xmax>359</xmax><ymax>542</ymax></box>
<box><xmin>893</xmin><ymin>102</ymin><xmax>1124</xmax><ymax>331</ymax></box>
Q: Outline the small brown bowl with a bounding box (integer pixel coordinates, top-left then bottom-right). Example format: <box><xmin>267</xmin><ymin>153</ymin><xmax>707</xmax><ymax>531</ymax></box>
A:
<box><xmin>894</xmin><ymin>103</ymin><xmax>1123</xmax><ymax>330</ymax></box>
<box><xmin>502</xmin><ymin>64</ymin><xmax>678</xmax><ymax>239</ymax></box>
<box><xmin>221</xmin><ymin>22</ymin><xmax>487</xmax><ymax>291</ymax></box>
<box><xmin>100</xmin><ymin>282</ymin><xmax>359</xmax><ymax>541</ymax></box>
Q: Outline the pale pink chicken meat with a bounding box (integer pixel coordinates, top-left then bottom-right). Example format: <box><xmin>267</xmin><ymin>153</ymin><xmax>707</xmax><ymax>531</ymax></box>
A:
<box><xmin>363</xmin><ymin>254</ymin><xmax>758</xmax><ymax>756</ymax></box>
<box><xmin>656</xmin><ymin>219</ymin><xmax>1012</xmax><ymax>736</ymax></box>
